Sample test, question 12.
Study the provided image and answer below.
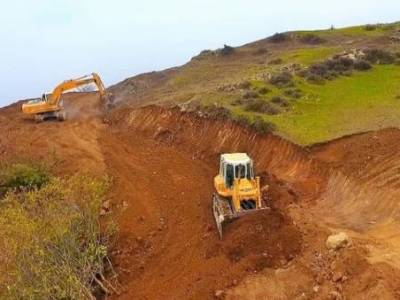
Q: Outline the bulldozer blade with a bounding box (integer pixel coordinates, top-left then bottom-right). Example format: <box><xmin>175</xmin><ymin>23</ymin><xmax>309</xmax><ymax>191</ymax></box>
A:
<box><xmin>212</xmin><ymin>195</ymin><xmax>224</xmax><ymax>239</ymax></box>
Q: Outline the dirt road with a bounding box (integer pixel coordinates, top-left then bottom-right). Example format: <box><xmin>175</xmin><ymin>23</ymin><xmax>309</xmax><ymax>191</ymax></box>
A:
<box><xmin>2</xmin><ymin>93</ymin><xmax>400</xmax><ymax>299</ymax></box>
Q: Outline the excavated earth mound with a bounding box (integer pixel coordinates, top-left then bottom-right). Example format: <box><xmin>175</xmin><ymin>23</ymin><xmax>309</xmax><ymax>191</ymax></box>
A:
<box><xmin>2</xmin><ymin>94</ymin><xmax>400</xmax><ymax>299</ymax></box>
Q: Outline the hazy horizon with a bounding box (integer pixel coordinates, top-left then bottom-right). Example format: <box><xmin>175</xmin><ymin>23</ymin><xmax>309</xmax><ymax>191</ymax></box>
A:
<box><xmin>1</xmin><ymin>0</ymin><xmax>399</xmax><ymax>107</ymax></box>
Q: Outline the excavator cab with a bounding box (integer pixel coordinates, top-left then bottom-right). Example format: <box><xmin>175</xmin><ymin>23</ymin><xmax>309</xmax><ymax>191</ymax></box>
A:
<box><xmin>213</xmin><ymin>153</ymin><xmax>268</xmax><ymax>238</ymax></box>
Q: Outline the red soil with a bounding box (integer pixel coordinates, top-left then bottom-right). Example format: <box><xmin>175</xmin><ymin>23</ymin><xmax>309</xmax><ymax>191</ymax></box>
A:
<box><xmin>2</xmin><ymin>94</ymin><xmax>400</xmax><ymax>299</ymax></box>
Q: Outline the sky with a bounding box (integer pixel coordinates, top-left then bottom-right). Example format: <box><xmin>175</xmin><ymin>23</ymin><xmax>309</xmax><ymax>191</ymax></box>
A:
<box><xmin>0</xmin><ymin>0</ymin><xmax>399</xmax><ymax>107</ymax></box>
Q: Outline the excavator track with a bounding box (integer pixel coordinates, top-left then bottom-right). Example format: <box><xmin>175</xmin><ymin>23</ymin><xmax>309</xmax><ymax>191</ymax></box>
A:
<box><xmin>212</xmin><ymin>194</ymin><xmax>235</xmax><ymax>239</ymax></box>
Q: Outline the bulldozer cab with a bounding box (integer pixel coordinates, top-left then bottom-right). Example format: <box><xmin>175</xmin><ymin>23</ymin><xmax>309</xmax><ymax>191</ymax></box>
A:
<box><xmin>220</xmin><ymin>153</ymin><xmax>254</xmax><ymax>188</ymax></box>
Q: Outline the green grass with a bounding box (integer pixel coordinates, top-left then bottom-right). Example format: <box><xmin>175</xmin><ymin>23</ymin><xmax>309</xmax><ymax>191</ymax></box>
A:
<box><xmin>265</xmin><ymin>65</ymin><xmax>400</xmax><ymax>145</ymax></box>
<box><xmin>282</xmin><ymin>47</ymin><xmax>341</xmax><ymax>65</ymax></box>
<box><xmin>296</xmin><ymin>23</ymin><xmax>396</xmax><ymax>38</ymax></box>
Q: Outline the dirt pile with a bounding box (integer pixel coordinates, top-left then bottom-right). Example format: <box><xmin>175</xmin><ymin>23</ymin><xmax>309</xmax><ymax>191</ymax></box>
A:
<box><xmin>220</xmin><ymin>210</ymin><xmax>302</xmax><ymax>269</ymax></box>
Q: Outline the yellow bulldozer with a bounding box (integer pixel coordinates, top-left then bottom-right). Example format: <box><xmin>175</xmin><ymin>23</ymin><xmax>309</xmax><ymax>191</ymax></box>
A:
<box><xmin>22</xmin><ymin>73</ymin><xmax>107</xmax><ymax>122</ymax></box>
<box><xmin>213</xmin><ymin>153</ymin><xmax>268</xmax><ymax>238</ymax></box>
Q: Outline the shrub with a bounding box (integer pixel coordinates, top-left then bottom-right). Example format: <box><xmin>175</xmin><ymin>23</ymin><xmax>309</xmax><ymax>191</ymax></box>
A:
<box><xmin>220</xmin><ymin>44</ymin><xmax>235</xmax><ymax>56</ymax></box>
<box><xmin>0</xmin><ymin>162</ymin><xmax>51</xmax><ymax>196</ymax></box>
<box><xmin>284</xmin><ymin>88</ymin><xmax>303</xmax><ymax>99</ymax></box>
<box><xmin>271</xmin><ymin>96</ymin><xmax>290</xmax><ymax>107</ymax></box>
<box><xmin>269</xmin><ymin>58</ymin><xmax>283</xmax><ymax>65</ymax></box>
<box><xmin>243</xmin><ymin>90</ymin><xmax>260</xmax><ymax>99</ymax></box>
<box><xmin>258</xmin><ymin>87</ymin><xmax>271</xmax><ymax>95</ymax></box>
<box><xmin>299</xmin><ymin>54</ymin><xmax>375</xmax><ymax>84</ymax></box>
<box><xmin>200</xmin><ymin>104</ymin><xmax>232</xmax><ymax>119</ymax></box>
<box><xmin>251</xmin><ymin>116</ymin><xmax>277</xmax><ymax>133</ymax></box>
<box><xmin>365</xmin><ymin>24</ymin><xmax>377</xmax><ymax>31</ymax></box>
<box><xmin>269</xmin><ymin>71</ymin><xmax>294</xmax><ymax>88</ymax></box>
<box><xmin>299</xmin><ymin>34</ymin><xmax>325</xmax><ymax>44</ymax></box>
<box><xmin>238</xmin><ymin>80</ymin><xmax>251</xmax><ymax>89</ymax></box>
<box><xmin>233</xmin><ymin>115</ymin><xmax>276</xmax><ymax>134</ymax></box>
<box><xmin>0</xmin><ymin>175</ymin><xmax>114</xmax><ymax>299</ymax></box>
<box><xmin>365</xmin><ymin>49</ymin><xmax>396</xmax><ymax>64</ymax></box>
<box><xmin>306</xmin><ymin>73</ymin><xmax>325</xmax><ymax>84</ymax></box>
<box><xmin>245</xmin><ymin>99</ymin><xmax>281</xmax><ymax>115</ymax></box>
<box><xmin>269</xmin><ymin>33</ymin><xmax>289</xmax><ymax>43</ymax></box>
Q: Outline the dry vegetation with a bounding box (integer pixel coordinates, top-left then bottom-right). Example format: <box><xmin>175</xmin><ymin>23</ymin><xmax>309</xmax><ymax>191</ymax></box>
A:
<box><xmin>0</xmin><ymin>163</ymin><xmax>115</xmax><ymax>300</ymax></box>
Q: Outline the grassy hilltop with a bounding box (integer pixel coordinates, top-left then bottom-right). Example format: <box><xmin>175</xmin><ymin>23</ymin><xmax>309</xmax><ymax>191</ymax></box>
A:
<box><xmin>111</xmin><ymin>22</ymin><xmax>400</xmax><ymax>145</ymax></box>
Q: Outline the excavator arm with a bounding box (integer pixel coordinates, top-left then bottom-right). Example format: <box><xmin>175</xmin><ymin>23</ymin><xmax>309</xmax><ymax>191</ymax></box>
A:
<box><xmin>22</xmin><ymin>72</ymin><xmax>107</xmax><ymax>121</ymax></box>
<box><xmin>48</xmin><ymin>73</ymin><xmax>106</xmax><ymax>106</ymax></box>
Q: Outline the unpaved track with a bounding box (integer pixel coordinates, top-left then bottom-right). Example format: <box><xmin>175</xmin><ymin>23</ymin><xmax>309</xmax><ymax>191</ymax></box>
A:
<box><xmin>0</xmin><ymin>92</ymin><xmax>106</xmax><ymax>175</ymax></box>
<box><xmin>2</xmin><ymin>94</ymin><xmax>400</xmax><ymax>299</ymax></box>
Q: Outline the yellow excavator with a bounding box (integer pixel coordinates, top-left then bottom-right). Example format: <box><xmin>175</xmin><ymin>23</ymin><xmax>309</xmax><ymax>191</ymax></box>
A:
<box><xmin>22</xmin><ymin>73</ymin><xmax>107</xmax><ymax>122</ymax></box>
<box><xmin>213</xmin><ymin>153</ymin><xmax>268</xmax><ymax>238</ymax></box>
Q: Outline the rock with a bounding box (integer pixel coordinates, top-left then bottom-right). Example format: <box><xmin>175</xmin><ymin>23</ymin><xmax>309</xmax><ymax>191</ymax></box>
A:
<box><xmin>122</xmin><ymin>201</ymin><xmax>128</xmax><ymax>208</ymax></box>
<box><xmin>329</xmin><ymin>290</ymin><xmax>343</xmax><ymax>300</ymax></box>
<box><xmin>100</xmin><ymin>208</ymin><xmax>107</xmax><ymax>216</ymax></box>
<box><xmin>313</xmin><ymin>285</ymin><xmax>319</xmax><ymax>293</ymax></box>
<box><xmin>332</xmin><ymin>272</ymin><xmax>343</xmax><ymax>282</ymax></box>
<box><xmin>102</xmin><ymin>200</ymin><xmax>111</xmax><ymax>210</ymax></box>
<box><xmin>326</xmin><ymin>232</ymin><xmax>351</xmax><ymax>250</ymax></box>
<box><xmin>214</xmin><ymin>290</ymin><xmax>226</xmax><ymax>299</ymax></box>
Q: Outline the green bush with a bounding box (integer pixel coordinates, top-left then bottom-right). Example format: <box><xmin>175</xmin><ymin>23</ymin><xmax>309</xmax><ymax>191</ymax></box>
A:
<box><xmin>199</xmin><ymin>104</ymin><xmax>232</xmax><ymax>119</ymax></box>
<box><xmin>258</xmin><ymin>87</ymin><xmax>271</xmax><ymax>95</ymax></box>
<box><xmin>245</xmin><ymin>99</ymin><xmax>281</xmax><ymax>115</ymax></box>
<box><xmin>271</xmin><ymin>96</ymin><xmax>290</xmax><ymax>107</ymax></box>
<box><xmin>233</xmin><ymin>115</ymin><xmax>276</xmax><ymax>134</ymax></box>
<box><xmin>299</xmin><ymin>55</ymin><xmax>374</xmax><ymax>84</ymax></box>
<box><xmin>0</xmin><ymin>175</ymin><xmax>114</xmax><ymax>299</ymax></box>
<box><xmin>269</xmin><ymin>71</ymin><xmax>294</xmax><ymax>88</ymax></box>
<box><xmin>365</xmin><ymin>49</ymin><xmax>396</xmax><ymax>64</ymax></box>
<box><xmin>284</xmin><ymin>88</ymin><xmax>303</xmax><ymax>99</ymax></box>
<box><xmin>251</xmin><ymin>116</ymin><xmax>277</xmax><ymax>133</ymax></box>
<box><xmin>243</xmin><ymin>90</ymin><xmax>260</xmax><ymax>99</ymax></box>
<box><xmin>0</xmin><ymin>163</ymin><xmax>51</xmax><ymax>196</ymax></box>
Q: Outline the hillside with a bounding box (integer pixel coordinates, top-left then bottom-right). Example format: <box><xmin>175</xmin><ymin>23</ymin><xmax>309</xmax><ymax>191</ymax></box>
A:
<box><xmin>110</xmin><ymin>22</ymin><xmax>400</xmax><ymax>145</ymax></box>
<box><xmin>2</xmin><ymin>22</ymin><xmax>400</xmax><ymax>299</ymax></box>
